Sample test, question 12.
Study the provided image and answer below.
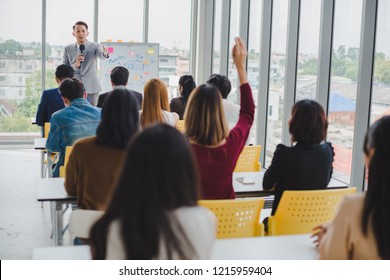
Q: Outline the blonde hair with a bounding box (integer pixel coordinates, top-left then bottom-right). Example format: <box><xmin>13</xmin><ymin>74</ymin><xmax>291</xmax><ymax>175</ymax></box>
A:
<box><xmin>184</xmin><ymin>84</ymin><xmax>229</xmax><ymax>146</ymax></box>
<box><xmin>141</xmin><ymin>78</ymin><xmax>170</xmax><ymax>128</ymax></box>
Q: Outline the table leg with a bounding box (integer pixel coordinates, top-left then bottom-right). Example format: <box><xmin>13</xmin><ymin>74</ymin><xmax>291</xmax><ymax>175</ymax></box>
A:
<box><xmin>53</xmin><ymin>201</ymin><xmax>64</xmax><ymax>246</ymax></box>
<box><xmin>40</xmin><ymin>150</ymin><xmax>45</xmax><ymax>178</ymax></box>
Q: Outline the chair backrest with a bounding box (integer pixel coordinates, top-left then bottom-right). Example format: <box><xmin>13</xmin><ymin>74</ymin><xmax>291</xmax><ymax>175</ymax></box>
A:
<box><xmin>44</xmin><ymin>122</ymin><xmax>50</xmax><ymax>138</ymax></box>
<box><xmin>268</xmin><ymin>187</ymin><xmax>357</xmax><ymax>236</ymax></box>
<box><xmin>176</xmin><ymin>119</ymin><xmax>185</xmax><ymax>132</ymax></box>
<box><xmin>199</xmin><ymin>198</ymin><xmax>265</xmax><ymax>239</ymax></box>
<box><xmin>59</xmin><ymin>146</ymin><xmax>73</xmax><ymax>178</ymax></box>
<box><xmin>234</xmin><ymin>145</ymin><xmax>262</xmax><ymax>172</ymax></box>
<box><xmin>69</xmin><ymin>209</ymin><xmax>104</xmax><ymax>240</ymax></box>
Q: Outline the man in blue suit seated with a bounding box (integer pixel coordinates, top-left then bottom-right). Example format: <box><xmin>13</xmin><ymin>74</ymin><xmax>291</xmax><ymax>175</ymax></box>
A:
<box><xmin>97</xmin><ymin>66</ymin><xmax>143</xmax><ymax>110</ymax></box>
<box><xmin>46</xmin><ymin>78</ymin><xmax>101</xmax><ymax>177</ymax></box>
<box><xmin>35</xmin><ymin>64</ymin><xmax>74</xmax><ymax>129</ymax></box>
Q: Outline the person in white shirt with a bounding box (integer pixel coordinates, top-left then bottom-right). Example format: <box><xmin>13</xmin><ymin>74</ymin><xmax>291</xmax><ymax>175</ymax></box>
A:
<box><xmin>207</xmin><ymin>74</ymin><xmax>240</xmax><ymax>129</ymax></box>
<box><xmin>89</xmin><ymin>124</ymin><xmax>216</xmax><ymax>259</ymax></box>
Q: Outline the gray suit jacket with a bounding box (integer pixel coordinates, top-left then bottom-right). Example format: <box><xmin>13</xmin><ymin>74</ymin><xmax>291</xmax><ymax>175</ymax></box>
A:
<box><xmin>63</xmin><ymin>41</ymin><xmax>108</xmax><ymax>93</ymax></box>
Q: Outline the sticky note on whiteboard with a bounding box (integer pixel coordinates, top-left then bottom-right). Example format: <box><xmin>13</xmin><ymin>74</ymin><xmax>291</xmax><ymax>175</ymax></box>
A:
<box><xmin>147</xmin><ymin>48</ymin><xmax>155</xmax><ymax>55</ymax></box>
<box><xmin>107</xmin><ymin>47</ymin><xmax>114</xmax><ymax>53</ymax></box>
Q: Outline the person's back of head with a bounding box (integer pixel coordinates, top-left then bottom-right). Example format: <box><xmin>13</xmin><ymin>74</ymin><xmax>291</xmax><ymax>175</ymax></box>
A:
<box><xmin>59</xmin><ymin>78</ymin><xmax>85</xmax><ymax>102</ymax></box>
<box><xmin>178</xmin><ymin>75</ymin><xmax>196</xmax><ymax>102</ymax></box>
<box><xmin>55</xmin><ymin>64</ymin><xmax>74</xmax><ymax>81</ymax></box>
<box><xmin>90</xmin><ymin>124</ymin><xmax>200</xmax><ymax>259</ymax></box>
<box><xmin>110</xmin><ymin>66</ymin><xmax>129</xmax><ymax>87</ymax></box>
<box><xmin>141</xmin><ymin>78</ymin><xmax>169</xmax><ymax>128</ymax></box>
<box><xmin>95</xmin><ymin>87</ymin><xmax>139</xmax><ymax>149</ymax></box>
<box><xmin>289</xmin><ymin>99</ymin><xmax>328</xmax><ymax>145</ymax></box>
<box><xmin>207</xmin><ymin>74</ymin><xmax>232</xmax><ymax>99</ymax></box>
<box><xmin>362</xmin><ymin>115</ymin><xmax>390</xmax><ymax>259</ymax></box>
<box><xmin>184</xmin><ymin>84</ymin><xmax>229</xmax><ymax>146</ymax></box>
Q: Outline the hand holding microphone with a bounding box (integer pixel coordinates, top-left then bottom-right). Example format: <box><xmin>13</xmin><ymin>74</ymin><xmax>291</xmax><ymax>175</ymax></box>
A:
<box><xmin>76</xmin><ymin>44</ymin><xmax>85</xmax><ymax>69</ymax></box>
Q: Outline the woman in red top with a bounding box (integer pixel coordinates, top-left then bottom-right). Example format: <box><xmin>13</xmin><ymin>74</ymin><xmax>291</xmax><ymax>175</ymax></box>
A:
<box><xmin>184</xmin><ymin>37</ymin><xmax>254</xmax><ymax>199</ymax></box>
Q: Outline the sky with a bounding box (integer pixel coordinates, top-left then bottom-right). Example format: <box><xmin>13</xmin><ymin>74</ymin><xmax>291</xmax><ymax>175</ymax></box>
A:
<box><xmin>0</xmin><ymin>0</ymin><xmax>389</xmax><ymax>56</ymax></box>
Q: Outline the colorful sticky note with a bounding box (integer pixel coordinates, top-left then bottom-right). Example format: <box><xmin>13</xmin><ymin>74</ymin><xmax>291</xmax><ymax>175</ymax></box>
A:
<box><xmin>147</xmin><ymin>48</ymin><xmax>155</xmax><ymax>55</ymax></box>
<box><xmin>107</xmin><ymin>47</ymin><xmax>114</xmax><ymax>53</ymax></box>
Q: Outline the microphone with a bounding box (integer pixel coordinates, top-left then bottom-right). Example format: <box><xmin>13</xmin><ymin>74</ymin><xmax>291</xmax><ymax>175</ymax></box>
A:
<box><xmin>79</xmin><ymin>44</ymin><xmax>85</xmax><ymax>65</ymax></box>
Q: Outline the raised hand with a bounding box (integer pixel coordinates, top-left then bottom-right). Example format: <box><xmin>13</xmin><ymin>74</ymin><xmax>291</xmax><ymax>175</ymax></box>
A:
<box><xmin>232</xmin><ymin>37</ymin><xmax>248</xmax><ymax>85</ymax></box>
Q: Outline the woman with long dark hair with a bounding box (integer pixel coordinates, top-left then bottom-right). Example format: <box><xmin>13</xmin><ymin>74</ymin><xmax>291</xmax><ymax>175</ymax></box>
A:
<box><xmin>64</xmin><ymin>87</ymin><xmax>139</xmax><ymax>210</ymax></box>
<box><xmin>170</xmin><ymin>75</ymin><xmax>196</xmax><ymax>120</ymax></box>
<box><xmin>90</xmin><ymin>124</ymin><xmax>216</xmax><ymax>259</ymax></box>
<box><xmin>314</xmin><ymin>116</ymin><xmax>390</xmax><ymax>259</ymax></box>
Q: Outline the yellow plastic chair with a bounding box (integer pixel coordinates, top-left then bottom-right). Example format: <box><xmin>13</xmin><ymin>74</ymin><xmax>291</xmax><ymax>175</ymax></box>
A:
<box><xmin>234</xmin><ymin>145</ymin><xmax>262</xmax><ymax>172</ymax></box>
<box><xmin>199</xmin><ymin>198</ymin><xmax>265</xmax><ymax>239</ymax></box>
<box><xmin>44</xmin><ymin>122</ymin><xmax>50</xmax><ymax>138</ymax></box>
<box><xmin>267</xmin><ymin>187</ymin><xmax>357</xmax><ymax>236</ymax></box>
<box><xmin>59</xmin><ymin>146</ymin><xmax>73</xmax><ymax>178</ymax></box>
<box><xmin>176</xmin><ymin>119</ymin><xmax>185</xmax><ymax>133</ymax></box>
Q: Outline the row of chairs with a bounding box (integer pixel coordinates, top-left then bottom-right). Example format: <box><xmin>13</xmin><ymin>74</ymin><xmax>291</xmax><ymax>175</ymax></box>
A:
<box><xmin>69</xmin><ymin>187</ymin><xmax>356</xmax><ymax>241</ymax></box>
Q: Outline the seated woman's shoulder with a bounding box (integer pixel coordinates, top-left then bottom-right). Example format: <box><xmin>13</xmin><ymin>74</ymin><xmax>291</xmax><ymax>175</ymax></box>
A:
<box><xmin>339</xmin><ymin>192</ymin><xmax>365</xmax><ymax>211</ymax></box>
<box><xmin>276</xmin><ymin>143</ymin><xmax>287</xmax><ymax>149</ymax></box>
<box><xmin>323</xmin><ymin>142</ymin><xmax>335</xmax><ymax>154</ymax></box>
<box><xmin>73</xmin><ymin>136</ymin><xmax>96</xmax><ymax>147</ymax></box>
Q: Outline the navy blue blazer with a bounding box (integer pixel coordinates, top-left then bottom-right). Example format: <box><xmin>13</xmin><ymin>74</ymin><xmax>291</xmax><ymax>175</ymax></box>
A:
<box><xmin>263</xmin><ymin>142</ymin><xmax>335</xmax><ymax>215</ymax></box>
<box><xmin>36</xmin><ymin>88</ymin><xmax>65</xmax><ymax>126</ymax></box>
<box><xmin>97</xmin><ymin>89</ymin><xmax>143</xmax><ymax>110</ymax></box>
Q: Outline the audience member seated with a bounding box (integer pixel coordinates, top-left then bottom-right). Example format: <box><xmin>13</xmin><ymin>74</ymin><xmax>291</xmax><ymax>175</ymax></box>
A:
<box><xmin>185</xmin><ymin>37</ymin><xmax>254</xmax><ymax>199</ymax></box>
<box><xmin>140</xmin><ymin>78</ymin><xmax>179</xmax><ymax>129</ymax></box>
<box><xmin>170</xmin><ymin>75</ymin><xmax>196</xmax><ymax>120</ymax></box>
<box><xmin>97</xmin><ymin>66</ymin><xmax>142</xmax><ymax>110</ymax></box>
<box><xmin>314</xmin><ymin>116</ymin><xmax>390</xmax><ymax>260</ymax></box>
<box><xmin>207</xmin><ymin>74</ymin><xmax>239</xmax><ymax>129</ymax></box>
<box><xmin>263</xmin><ymin>100</ymin><xmax>334</xmax><ymax>218</ymax></box>
<box><xmin>90</xmin><ymin>124</ymin><xmax>216</xmax><ymax>259</ymax></box>
<box><xmin>46</xmin><ymin>78</ymin><xmax>101</xmax><ymax>177</ymax></box>
<box><xmin>64</xmin><ymin>88</ymin><xmax>140</xmax><ymax>210</ymax></box>
<box><xmin>35</xmin><ymin>64</ymin><xmax>74</xmax><ymax>128</ymax></box>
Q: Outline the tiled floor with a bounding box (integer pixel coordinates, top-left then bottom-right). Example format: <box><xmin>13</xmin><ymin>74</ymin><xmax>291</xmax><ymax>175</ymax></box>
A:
<box><xmin>0</xmin><ymin>146</ymin><xmax>70</xmax><ymax>260</ymax></box>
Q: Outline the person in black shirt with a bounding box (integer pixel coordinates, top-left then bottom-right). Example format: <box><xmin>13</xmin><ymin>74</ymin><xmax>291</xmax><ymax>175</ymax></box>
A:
<box><xmin>263</xmin><ymin>99</ymin><xmax>334</xmax><ymax>218</ymax></box>
<box><xmin>97</xmin><ymin>66</ymin><xmax>142</xmax><ymax>110</ymax></box>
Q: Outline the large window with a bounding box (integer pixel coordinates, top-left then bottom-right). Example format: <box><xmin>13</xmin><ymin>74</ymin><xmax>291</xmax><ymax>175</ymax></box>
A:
<box><xmin>45</xmin><ymin>0</ymin><xmax>95</xmax><ymax>96</ymax></box>
<box><xmin>99</xmin><ymin>0</ymin><xmax>143</xmax><ymax>43</ymax></box>
<box><xmin>370</xmin><ymin>0</ymin><xmax>390</xmax><ymax>124</ymax></box>
<box><xmin>327</xmin><ymin>0</ymin><xmax>363</xmax><ymax>184</ymax></box>
<box><xmin>212</xmin><ymin>0</ymin><xmax>223</xmax><ymax>74</ymax></box>
<box><xmin>296</xmin><ymin>0</ymin><xmax>321</xmax><ymax>100</ymax></box>
<box><xmin>0</xmin><ymin>0</ymin><xmax>41</xmax><ymax>133</ymax></box>
<box><xmin>265</xmin><ymin>0</ymin><xmax>288</xmax><ymax>167</ymax></box>
<box><xmin>227</xmin><ymin>0</ymin><xmax>241</xmax><ymax>104</ymax></box>
<box><xmin>149</xmin><ymin>0</ymin><xmax>192</xmax><ymax>99</ymax></box>
<box><xmin>247</xmin><ymin>0</ymin><xmax>262</xmax><ymax>145</ymax></box>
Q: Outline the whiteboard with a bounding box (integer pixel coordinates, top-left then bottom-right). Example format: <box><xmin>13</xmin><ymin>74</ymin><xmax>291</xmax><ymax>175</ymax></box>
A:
<box><xmin>100</xmin><ymin>42</ymin><xmax>159</xmax><ymax>93</ymax></box>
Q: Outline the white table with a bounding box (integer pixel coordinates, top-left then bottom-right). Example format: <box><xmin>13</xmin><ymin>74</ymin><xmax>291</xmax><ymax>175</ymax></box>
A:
<box><xmin>233</xmin><ymin>171</ymin><xmax>349</xmax><ymax>195</ymax></box>
<box><xmin>33</xmin><ymin>245</ymin><xmax>91</xmax><ymax>260</ymax></box>
<box><xmin>212</xmin><ymin>234</ymin><xmax>318</xmax><ymax>260</ymax></box>
<box><xmin>34</xmin><ymin>138</ymin><xmax>46</xmax><ymax>150</ymax></box>
<box><xmin>32</xmin><ymin>234</ymin><xmax>318</xmax><ymax>260</ymax></box>
<box><xmin>36</xmin><ymin>178</ymin><xmax>76</xmax><ymax>246</ymax></box>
